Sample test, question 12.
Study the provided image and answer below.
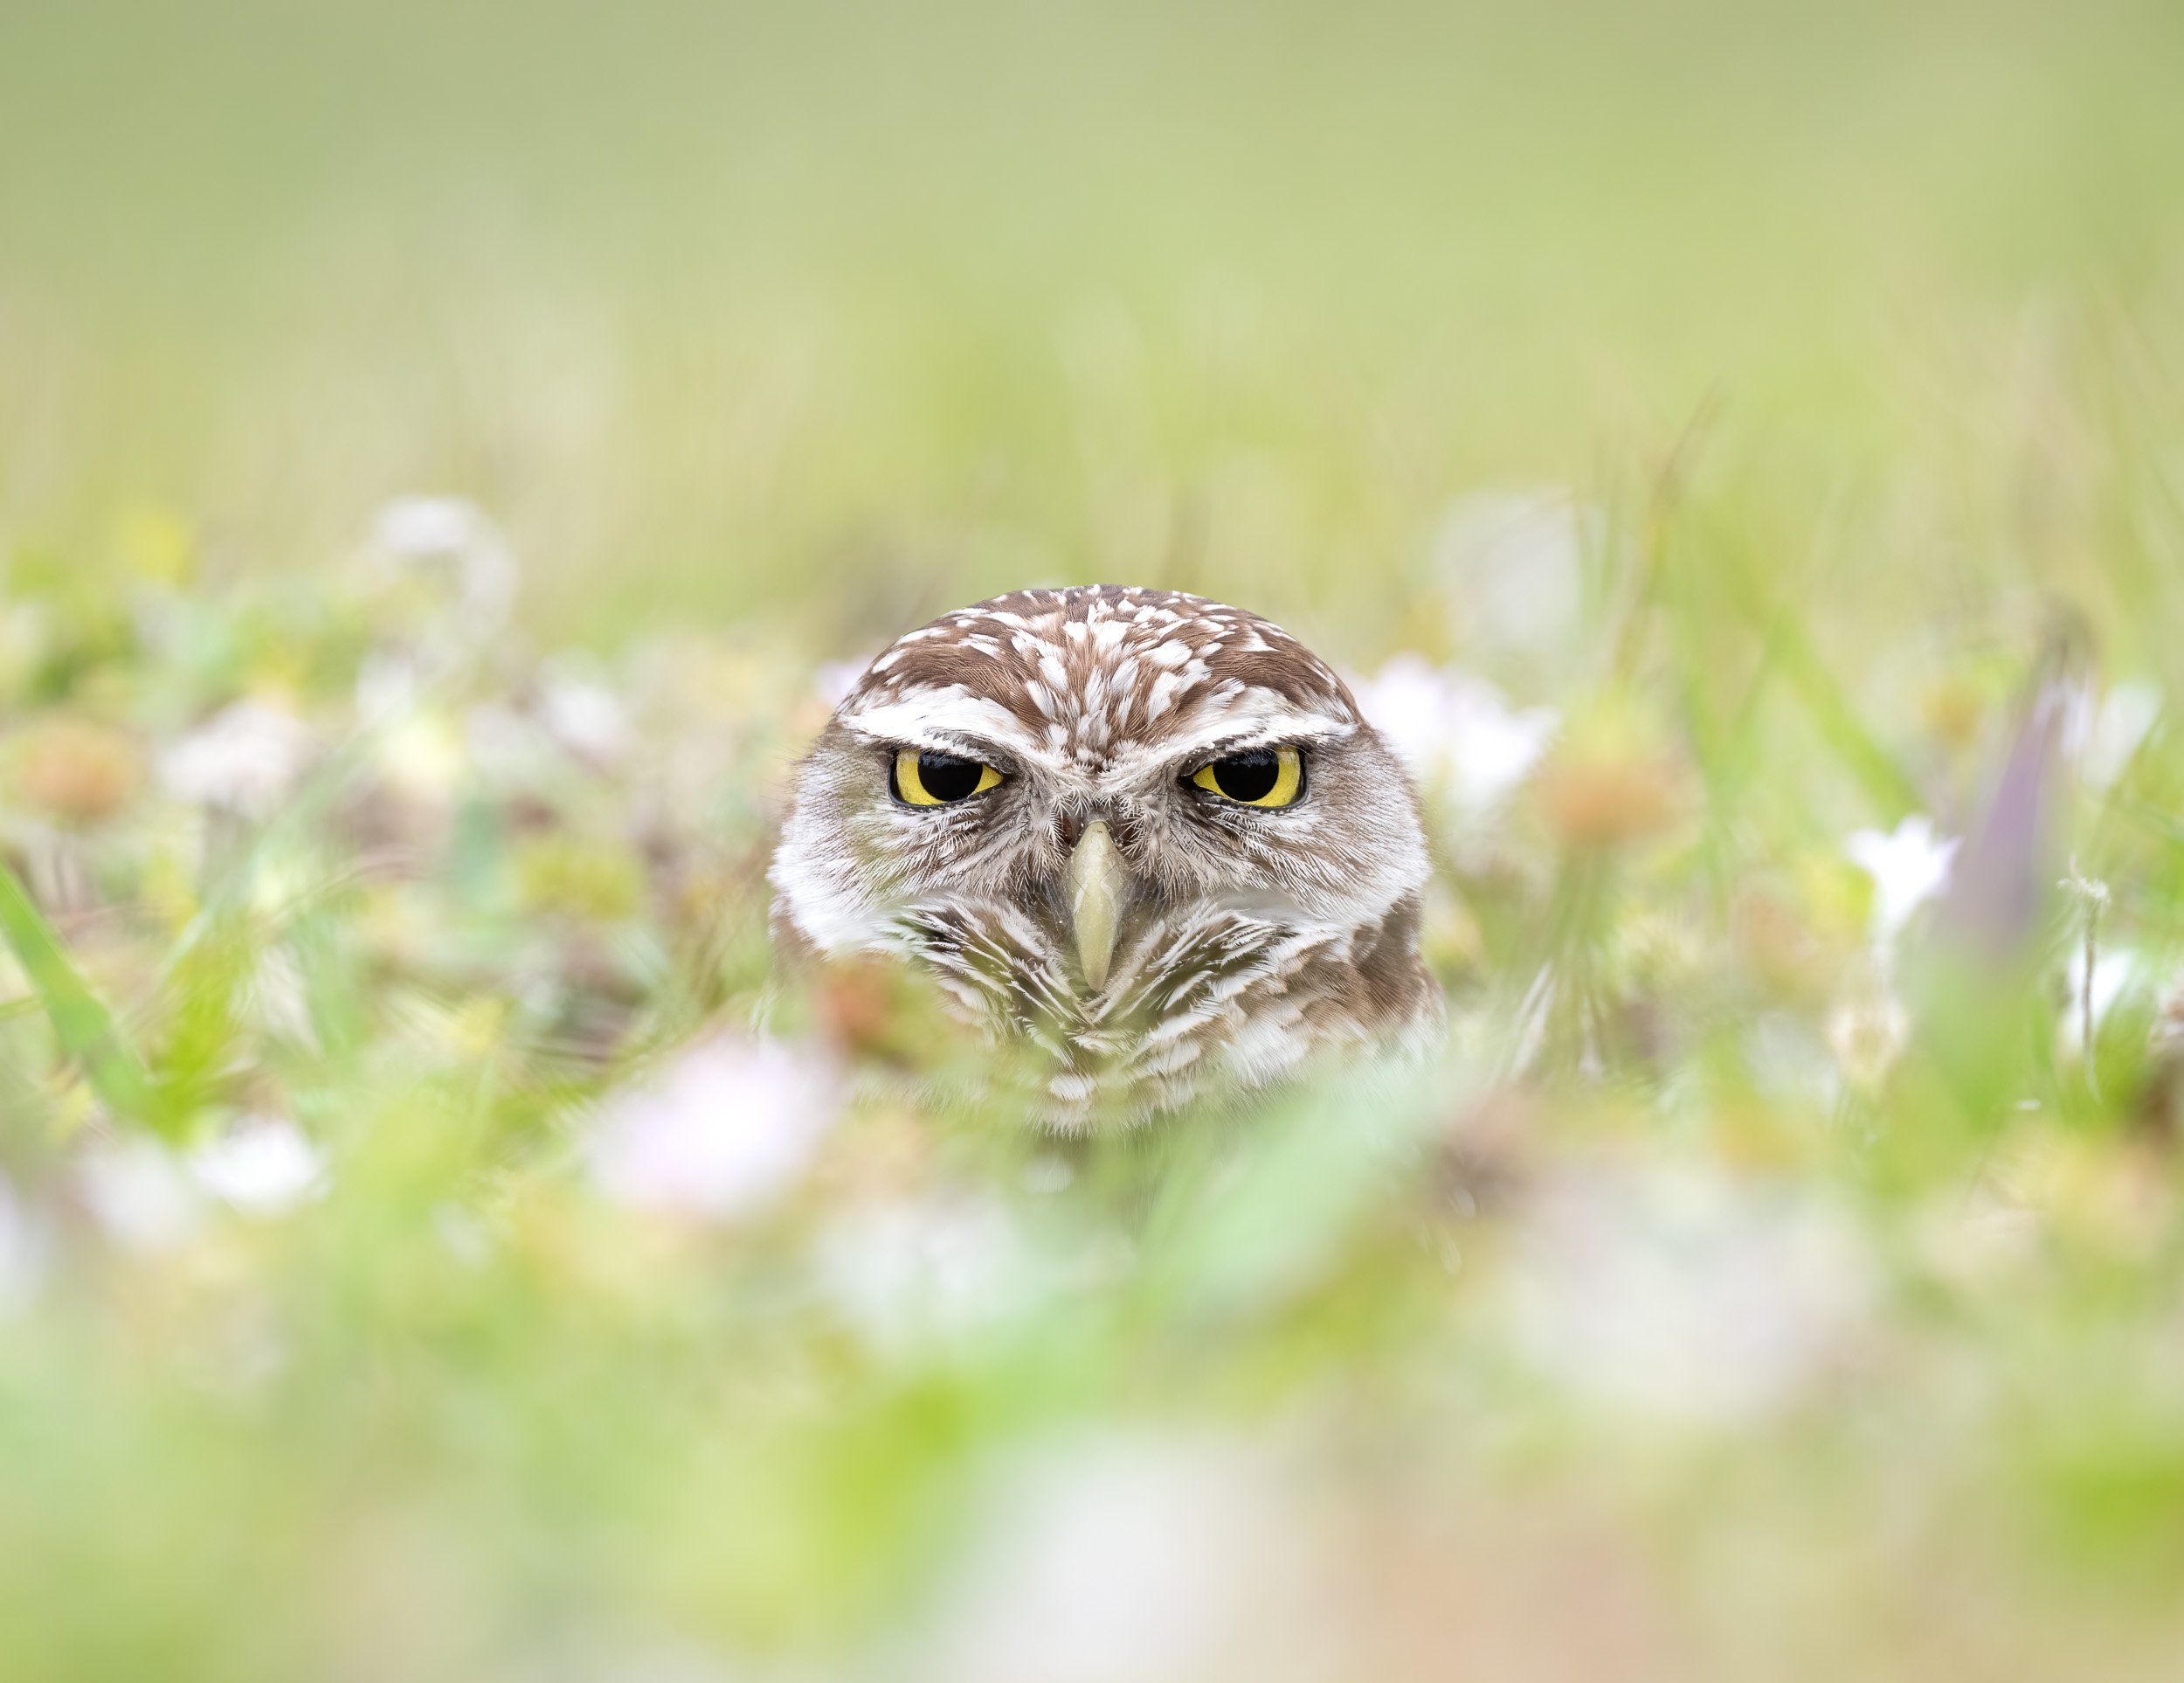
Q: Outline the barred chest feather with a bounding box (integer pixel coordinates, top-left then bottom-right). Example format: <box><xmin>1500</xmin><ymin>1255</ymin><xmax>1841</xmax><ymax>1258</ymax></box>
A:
<box><xmin>896</xmin><ymin>892</ymin><xmax>1442</xmax><ymax>1127</ymax></box>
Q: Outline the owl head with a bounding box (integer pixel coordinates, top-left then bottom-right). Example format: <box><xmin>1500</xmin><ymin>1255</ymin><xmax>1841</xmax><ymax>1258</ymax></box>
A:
<box><xmin>771</xmin><ymin>586</ymin><xmax>1439</xmax><ymax>1124</ymax></box>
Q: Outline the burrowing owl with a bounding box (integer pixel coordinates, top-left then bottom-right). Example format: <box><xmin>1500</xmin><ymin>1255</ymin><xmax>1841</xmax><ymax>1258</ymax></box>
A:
<box><xmin>771</xmin><ymin>585</ymin><xmax>1440</xmax><ymax>1123</ymax></box>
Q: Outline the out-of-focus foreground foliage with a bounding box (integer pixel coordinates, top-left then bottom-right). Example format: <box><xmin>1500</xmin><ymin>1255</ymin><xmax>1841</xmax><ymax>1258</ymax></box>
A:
<box><xmin>7</xmin><ymin>2</ymin><xmax>2184</xmax><ymax>1678</ymax></box>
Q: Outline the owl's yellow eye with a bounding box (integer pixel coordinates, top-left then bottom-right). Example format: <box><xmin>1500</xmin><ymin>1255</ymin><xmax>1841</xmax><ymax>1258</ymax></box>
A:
<box><xmin>1190</xmin><ymin>746</ymin><xmax>1304</xmax><ymax>808</ymax></box>
<box><xmin>893</xmin><ymin>748</ymin><xmax>1004</xmax><ymax>807</ymax></box>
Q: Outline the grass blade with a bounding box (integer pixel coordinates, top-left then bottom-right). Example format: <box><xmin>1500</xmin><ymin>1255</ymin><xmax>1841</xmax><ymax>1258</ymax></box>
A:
<box><xmin>0</xmin><ymin>854</ymin><xmax>155</xmax><ymax>1125</ymax></box>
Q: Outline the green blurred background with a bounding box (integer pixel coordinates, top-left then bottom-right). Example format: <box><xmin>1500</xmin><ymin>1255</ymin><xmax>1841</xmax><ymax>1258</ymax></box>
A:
<box><xmin>11</xmin><ymin>9</ymin><xmax>2184</xmax><ymax>1678</ymax></box>
<box><xmin>3</xmin><ymin>0</ymin><xmax>2181</xmax><ymax>652</ymax></box>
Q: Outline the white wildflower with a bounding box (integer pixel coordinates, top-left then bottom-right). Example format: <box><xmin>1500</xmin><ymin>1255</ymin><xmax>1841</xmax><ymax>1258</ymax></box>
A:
<box><xmin>1503</xmin><ymin>1165</ymin><xmax>1873</xmax><ymax>1425</ymax></box>
<box><xmin>2062</xmin><ymin>679</ymin><xmax>2160</xmax><ymax>790</ymax></box>
<box><xmin>1352</xmin><ymin>654</ymin><xmax>1558</xmax><ymax>817</ymax></box>
<box><xmin>1833</xmin><ymin>816</ymin><xmax>1954</xmax><ymax>1093</ymax></box>
<box><xmin>1846</xmin><ymin>814</ymin><xmax>1959</xmax><ymax>943</ymax></box>
<box><xmin>78</xmin><ymin>1138</ymin><xmax>205</xmax><ymax>1253</ymax></box>
<box><xmin>538</xmin><ymin>665</ymin><xmax>632</xmax><ymax>765</ymax></box>
<box><xmin>586</xmin><ymin>1034</ymin><xmax>840</xmax><ymax>1220</ymax></box>
<box><xmin>158</xmin><ymin>700</ymin><xmax>316</xmax><ymax>819</ymax></box>
<box><xmin>373</xmin><ymin>493</ymin><xmax>490</xmax><ymax>561</ymax></box>
<box><xmin>364</xmin><ymin>494</ymin><xmax>518</xmax><ymax>636</ymax></box>
<box><xmin>190</xmin><ymin>1116</ymin><xmax>331</xmax><ymax>1216</ymax></box>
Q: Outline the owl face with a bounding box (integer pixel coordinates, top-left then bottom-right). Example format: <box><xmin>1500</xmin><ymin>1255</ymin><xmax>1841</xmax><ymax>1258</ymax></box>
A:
<box><xmin>771</xmin><ymin>586</ymin><xmax>1438</xmax><ymax>1122</ymax></box>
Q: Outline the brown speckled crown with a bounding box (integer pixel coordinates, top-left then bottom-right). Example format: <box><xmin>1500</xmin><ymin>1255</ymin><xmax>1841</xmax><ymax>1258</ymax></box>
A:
<box><xmin>843</xmin><ymin>586</ymin><xmax>1358</xmax><ymax>766</ymax></box>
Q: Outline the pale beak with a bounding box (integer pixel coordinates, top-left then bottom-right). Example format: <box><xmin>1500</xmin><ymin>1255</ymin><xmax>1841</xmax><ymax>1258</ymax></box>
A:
<box><xmin>1063</xmin><ymin>819</ymin><xmax>1125</xmax><ymax>991</ymax></box>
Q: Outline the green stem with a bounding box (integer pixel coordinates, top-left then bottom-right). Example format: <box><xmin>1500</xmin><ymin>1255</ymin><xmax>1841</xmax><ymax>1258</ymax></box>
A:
<box><xmin>0</xmin><ymin>853</ymin><xmax>154</xmax><ymax>1126</ymax></box>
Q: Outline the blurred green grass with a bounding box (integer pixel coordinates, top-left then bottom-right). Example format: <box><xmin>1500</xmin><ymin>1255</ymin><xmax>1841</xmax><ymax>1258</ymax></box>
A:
<box><xmin>5</xmin><ymin>3</ymin><xmax>2184</xmax><ymax>1680</ymax></box>
<box><xmin>3</xmin><ymin>0</ymin><xmax>2182</xmax><ymax>646</ymax></box>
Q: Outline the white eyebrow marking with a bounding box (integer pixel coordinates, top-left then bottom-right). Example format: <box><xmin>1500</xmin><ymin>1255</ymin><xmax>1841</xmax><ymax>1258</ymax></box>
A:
<box><xmin>1113</xmin><ymin>695</ymin><xmax>1357</xmax><ymax>771</ymax></box>
<box><xmin>840</xmin><ymin>686</ymin><xmax>1040</xmax><ymax>753</ymax></box>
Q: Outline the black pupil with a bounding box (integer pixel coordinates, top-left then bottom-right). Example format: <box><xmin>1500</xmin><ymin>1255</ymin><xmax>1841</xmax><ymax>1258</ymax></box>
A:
<box><xmin>914</xmin><ymin>752</ymin><xmax>984</xmax><ymax>803</ymax></box>
<box><xmin>1208</xmin><ymin>750</ymin><xmax>1280</xmax><ymax>803</ymax></box>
